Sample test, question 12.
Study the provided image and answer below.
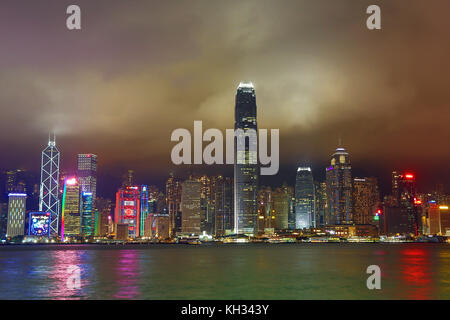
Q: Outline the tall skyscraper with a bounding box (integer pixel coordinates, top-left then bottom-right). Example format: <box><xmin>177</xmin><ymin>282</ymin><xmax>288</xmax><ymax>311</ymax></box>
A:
<box><xmin>77</xmin><ymin>154</ymin><xmax>97</xmax><ymax>207</ymax></box>
<box><xmin>39</xmin><ymin>136</ymin><xmax>60</xmax><ymax>236</ymax></box>
<box><xmin>61</xmin><ymin>177</ymin><xmax>80</xmax><ymax>239</ymax></box>
<box><xmin>166</xmin><ymin>174</ymin><xmax>182</xmax><ymax>237</ymax></box>
<box><xmin>181</xmin><ymin>179</ymin><xmax>201</xmax><ymax>235</ymax></box>
<box><xmin>395</xmin><ymin>172</ymin><xmax>418</xmax><ymax>235</ymax></box>
<box><xmin>272</xmin><ymin>187</ymin><xmax>290</xmax><ymax>230</ymax></box>
<box><xmin>214</xmin><ymin>176</ymin><xmax>234</xmax><ymax>236</ymax></box>
<box><xmin>6</xmin><ymin>193</ymin><xmax>26</xmax><ymax>238</ymax></box>
<box><xmin>234</xmin><ymin>82</ymin><xmax>258</xmax><ymax>235</ymax></box>
<box><xmin>115</xmin><ymin>186</ymin><xmax>140</xmax><ymax>238</ymax></box>
<box><xmin>257</xmin><ymin>186</ymin><xmax>273</xmax><ymax>233</ymax></box>
<box><xmin>295</xmin><ymin>167</ymin><xmax>315</xmax><ymax>229</ymax></box>
<box><xmin>352</xmin><ymin>177</ymin><xmax>380</xmax><ymax>225</ymax></box>
<box><xmin>140</xmin><ymin>185</ymin><xmax>149</xmax><ymax>236</ymax></box>
<box><xmin>197</xmin><ymin>174</ymin><xmax>215</xmax><ymax>235</ymax></box>
<box><xmin>80</xmin><ymin>192</ymin><xmax>94</xmax><ymax>237</ymax></box>
<box><xmin>315</xmin><ymin>182</ymin><xmax>328</xmax><ymax>227</ymax></box>
<box><xmin>326</xmin><ymin>146</ymin><xmax>352</xmax><ymax>225</ymax></box>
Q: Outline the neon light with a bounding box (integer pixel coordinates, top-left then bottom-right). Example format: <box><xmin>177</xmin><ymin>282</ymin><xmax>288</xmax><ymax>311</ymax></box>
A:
<box><xmin>28</xmin><ymin>212</ymin><xmax>51</xmax><ymax>237</ymax></box>
<box><xmin>8</xmin><ymin>193</ymin><xmax>27</xmax><ymax>197</ymax></box>
<box><xmin>404</xmin><ymin>174</ymin><xmax>414</xmax><ymax>179</ymax></box>
<box><xmin>66</xmin><ymin>177</ymin><xmax>77</xmax><ymax>185</ymax></box>
<box><xmin>61</xmin><ymin>181</ymin><xmax>68</xmax><ymax>241</ymax></box>
<box><xmin>440</xmin><ymin>206</ymin><xmax>449</xmax><ymax>210</ymax></box>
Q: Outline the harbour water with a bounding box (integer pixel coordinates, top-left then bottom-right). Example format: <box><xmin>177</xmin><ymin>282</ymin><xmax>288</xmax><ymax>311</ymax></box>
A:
<box><xmin>0</xmin><ymin>243</ymin><xmax>449</xmax><ymax>300</ymax></box>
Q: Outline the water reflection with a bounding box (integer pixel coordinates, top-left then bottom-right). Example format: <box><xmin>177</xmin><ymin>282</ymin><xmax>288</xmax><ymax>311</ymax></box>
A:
<box><xmin>47</xmin><ymin>250</ymin><xmax>85</xmax><ymax>299</ymax></box>
<box><xmin>113</xmin><ymin>250</ymin><xmax>141</xmax><ymax>299</ymax></box>
<box><xmin>400</xmin><ymin>247</ymin><xmax>435</xmax><ymax>299</ymax></box>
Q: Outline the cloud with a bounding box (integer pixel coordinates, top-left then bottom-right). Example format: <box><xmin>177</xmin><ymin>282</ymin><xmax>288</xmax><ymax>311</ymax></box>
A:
<box><xmin>0</xmin><ymin>0</ymin><xmax>449</xmax><ymax>192</ymax></box>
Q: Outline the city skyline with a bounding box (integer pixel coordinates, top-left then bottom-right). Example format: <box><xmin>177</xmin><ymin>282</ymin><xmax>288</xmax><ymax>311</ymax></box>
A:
<box><xmin>1</xmin><ymin>0</ymin><xmax>450</xmax><ymax>304</ymax></box>
<box><xmin>0</xmin><ymin>1</ymin><xmax>448</xmax><ymax>195</ymax></box>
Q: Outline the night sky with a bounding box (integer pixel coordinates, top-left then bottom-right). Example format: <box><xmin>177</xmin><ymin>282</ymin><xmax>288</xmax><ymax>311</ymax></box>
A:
<box><xmin>0</xmin><ymin>0</ymin><xmax>449</xmax><ymax>198</ymax></box>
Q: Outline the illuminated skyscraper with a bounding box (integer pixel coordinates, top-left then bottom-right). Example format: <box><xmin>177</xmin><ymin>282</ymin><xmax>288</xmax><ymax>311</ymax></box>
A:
<box><xmin>140</xmin><ymin>185</ymin><xmax>149</xmax><ymax>236</ymax></box>
<box><xmin>326</xmin><ymin>146</ymin><xmax>352</xmax><ymax>224</ymax></box>
<box><xmin>199</xmin><ymin>175</ymin><xmax>216</xmax><ymax>235</ymax></box>
<box><xmin>396</xmin><ymin>173</ymin><xmax>418</xmax><ymax>235</ymax></box>
<box><xmin>181</xmin><ymin>179</ymin><xmax>201</xmax><ymax>235</ymax></box>
<box><xmin>166</xmin><ymin>174</ymin><xmax>182</xmax><ymax>237</ymax></box>
<box><xmin>315</xmin><ymin>182</ymin><xmax>328</xmax><ymax>227</ymax></box>
<box><xmin>214</xmin><ymin>176</ymin><xmax>234</xmax><ymax>236</ymax></box>
<box><xmin>352</xmin><ymin>177</ymin><xmax>380</xmax><ymax>225</ymax></box>
<box><xmin>39</xmin><ymin>136</ymin><xmax>60</xmax><ymax>236</ymax></box>
<box><xmin>6</xmin><ymin>193</ymin><xmax>26</xmax><ymax>238</ymax></box>
<box><xmin>115</xmin><ymin>186</ymin><xmax>140</xmax><ymax>238</ymax></box>
<box><xmin>77</xmin><ymin>154</ymin><xmax>97</xmax><ymax>206</ymax></box>
<box><xmin>234</xmin><ymin>82</ymin><xmax>258</xmax><ymax>235</ymax></box>
<box><xmin>272</xmin><ymin>187</ymin><xmax>290</xmax><ymax>230</ymax></box>
<box><xmin>295</xmin><ymin>167</ymin><xmax>315</xmax><ymax>229</ymax></box>
<box><xmin>257</xmin><ymin>186</ymin><xmax>273</xmax><ymax>233</ymax></box>
<box><xmin>61</xmin><ymin>177</ymin><xmax>80</xmax><ymax>239</ymax></box>
<box><xmin>81</xmin><ymin>192</ymin><xmax>93</xmax><ymax>237</ymax></box>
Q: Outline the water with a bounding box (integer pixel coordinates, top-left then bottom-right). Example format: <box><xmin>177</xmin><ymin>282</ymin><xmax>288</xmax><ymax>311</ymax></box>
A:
<box><xmin>0</xmin><ymin>243</ymin><xmax>449</xmax><ymax>299</ymax></box>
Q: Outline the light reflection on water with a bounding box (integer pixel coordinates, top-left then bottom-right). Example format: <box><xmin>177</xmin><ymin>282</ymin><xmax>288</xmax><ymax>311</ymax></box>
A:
<box><xmin>0</xmin><ymin>243</ymin><xmax>449</xmax><ymax>300</ymax></box>
<box><xmin>113</xmin><ymin>250</ymin><xmax>140</xmax><ymax>299</ymax></box>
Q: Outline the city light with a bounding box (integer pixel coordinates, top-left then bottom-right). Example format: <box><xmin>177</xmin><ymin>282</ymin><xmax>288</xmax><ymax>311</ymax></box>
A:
<box><xmin>66</xmin><ymin>177</ymin><xmax>77</xmax><ymax>185</ymax></box>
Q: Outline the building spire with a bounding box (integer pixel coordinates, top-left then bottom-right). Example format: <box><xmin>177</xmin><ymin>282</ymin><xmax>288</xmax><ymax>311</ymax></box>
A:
<box><xmin>48</xmin><ymin>133</ymin><xmax>56</xmax><ymax>147</ymax></box>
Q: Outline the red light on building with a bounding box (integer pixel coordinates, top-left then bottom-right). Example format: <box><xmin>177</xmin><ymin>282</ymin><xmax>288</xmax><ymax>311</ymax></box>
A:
<box><xmin>404</xmin><ymin>173</ymin><xmax>414</xmax><ymax>179</ymax></box>
<box><xmin>414</xmin><ymin>198</ymin><xmax>422</xmax><ymax>205</ymax></box>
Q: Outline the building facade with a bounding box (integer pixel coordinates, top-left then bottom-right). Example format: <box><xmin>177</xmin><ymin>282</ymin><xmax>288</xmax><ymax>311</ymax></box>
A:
<box><xmin>295</xmin><ymin>167</ymin><xmax>315</xmax><ymax>229</ymax></box>
<box><xmin>234</xmin><ymin>82</ymin><xmax>258</xmax><ymax>235</ymax></box>
<box><xmin>6</xmin><ymin>193</ymin><xmax>26</xmax><ymax>238</ymax></box>
<box><xmin>81</xmin><ymin>192</ymin><xmax>94</xmax><ymax>236</ymax></box>
<box><xmin>39</xmin><ymin>137</ymin><xmax>60</xmax><ymax>236</ymax></box>
<box><xmin>115</xmin><ymin>186</ymin><xmax>140</xmax><ymax>238</ymax></box>
<box><xmin>326</xmin><ymin>146</ymin><xmax>352</xmax><ymax>225</ymax></box>
<box><xmin>352</xmin><ymin>177</ymin><xmax>380</xmax><ymax>225</ymax></box>
<box><xmin>61</xmin><ymin>177</ymin><xmax>80</xmax><ymax>238</ymax></box>
<box><xmin>181</xmin><ymin>179</ymin><xmax>201</xmax><ymax>235</ymax></box>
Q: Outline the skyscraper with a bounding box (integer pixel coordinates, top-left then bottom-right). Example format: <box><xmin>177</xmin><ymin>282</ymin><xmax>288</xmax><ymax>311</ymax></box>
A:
<box><xmin>315</xmin><ymin>182</ymin><xmax>328</xmax><ymax>227</ymax></box>
<box><xmin>166</xmin><ymin>174</ymin><xmax>182</xmax><ymax>237</ymax></box>
<box><xmin>295</xmin><ymin>167</ymin><xmax>315</xmax><ymax>229</ymax></box>
<box><xmin>394</xmin><ymin>172</ymin><xmax>418</xmax><ymax>235</ymax></box>
<box><xmin>140</xmin><ymin>185</ymin><xmax>149</xmax><ymax>236</ymax></box>
<box><xmin>61</xmin><ymin>177</ymin><xmax>80</xmax><ymax>239</ymax></box>
<box><xmin>115</xmin><ymin>186</ymin><xmax>140</xmax><ymax>238</ymax></box>
<box><xmin>257</xmin><ymin>186</ymin><xmax>273</xmax><ymax>233</ymax></box>
<box><xmin>39</xmin><ymin>137</ymin><xmax>60</xmax><ymax>236</ymax></box>
<box><xmin>352</xmin><ymin>177</ymin><xmax>380</xmax><ymax>225</ymax></box>
<box><xmin>6</xmin><ymin>193</ymin><xmax>26</xmax><ymax>238</ymax></box>
<box><xmin>326</xmin><ymin>146</ymin><xmax>352</xmax><ymax>225</ymax></box>
<box><xmin>272</xmin><ymin>187</ymin><xmax>290</xmax><ymax>230</ymax></box>
<box><xmin>181</xmin><ymin>179</ymin><xmax>201</xmax><ymax>235</ymax></box>
<box><xmin>77</xmin><ymin>154</ymin><xmax>97</xmax><ymax>207</ymax></box>
<box><xmin>80</xmin><ymin>192</ymin><xmax>94</xmax><ymax>237</ymax></box>
<box><xmin>234</xmin><ymin>82</ymin><xmax>258</xmax><ymax>235</ymax></box>
<box><xmin>214</xmin><ymin>176</ymin><xmax>234</xmax><ymax>236</ymax></box>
